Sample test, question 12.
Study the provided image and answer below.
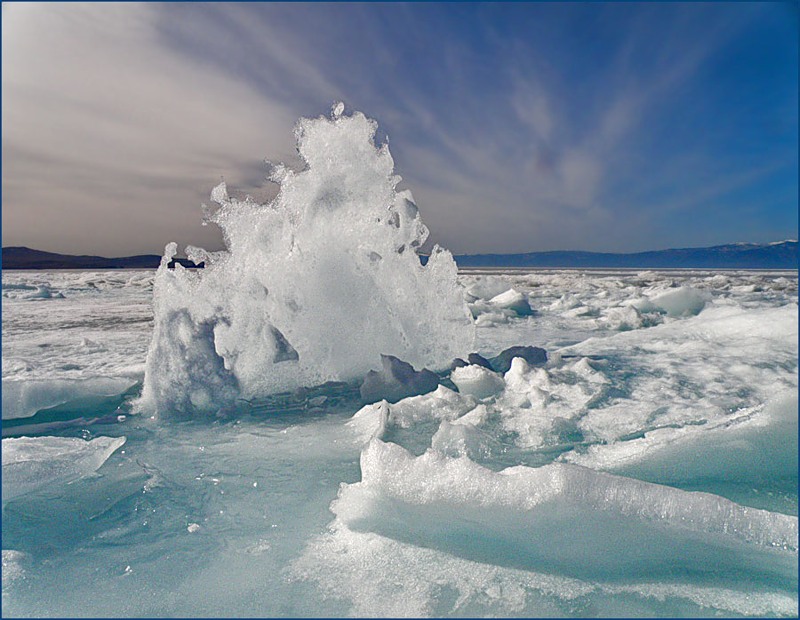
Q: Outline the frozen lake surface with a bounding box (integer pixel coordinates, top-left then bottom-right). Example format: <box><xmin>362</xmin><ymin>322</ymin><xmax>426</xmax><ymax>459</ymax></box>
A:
<box><xmin>2</xmin><ymin>267</ymin><xmax>797</xmax><ymax>617</ymax></box>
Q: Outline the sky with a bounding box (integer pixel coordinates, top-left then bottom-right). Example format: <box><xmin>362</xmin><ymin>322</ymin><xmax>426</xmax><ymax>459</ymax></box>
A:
<box><xmin>2</xmin><ymin>2</ymin><xmax>797</xmax><ymax>256</ymax></box>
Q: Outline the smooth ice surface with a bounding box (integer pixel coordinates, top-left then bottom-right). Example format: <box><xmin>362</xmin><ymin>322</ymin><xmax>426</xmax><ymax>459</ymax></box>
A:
<box><xmin>2</xmin><ymin>266</ymin><xmax>797</xmax><ymax>617</ymax></box>
<box><xmin>140</xmin><ymin>106</ymin><xmax>474</xmax><ymax>416</ymax></box>
<box><xmin>2</xmin><ymin>435</ymin><xmax>126</xmax><ymax>501</ymax></box>
<box><xmin>563</xmin><ymin>390</ymin><xmax>799</xmax><ymax>487</ymax></box>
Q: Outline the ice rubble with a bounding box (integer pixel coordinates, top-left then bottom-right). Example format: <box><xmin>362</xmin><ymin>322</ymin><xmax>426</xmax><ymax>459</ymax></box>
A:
<box><xmin>2</xmin><ymin>271</ymin><xmax>154</xmax><ymax>423</ymax></box>
<box><xmin>347</xmin><ymin>303</ymin><xmax>798</xmax><ymax>487</ymax></box>
<box><xmin>1</xmin><ymin>265</ymin><xmax>797</xmax><ymax>617</ymax></box>
<box><xmin>140</xmin><ymin>105</ymin><xmax>474</xmax><ymax>416</ymax></box>
<box><xmin>469</xmin><ymin>288</ymin><xmax>534</xmax><ymax>323</ymax></box>
<box><xmin>2</xmin><ymin>435</ymin><xmax>126</xmax><ymax>502</ymax></box>
<box><xmin>349</xmin><ymin>384</ymin><xmax>478</xmax><ymax>443</ymax></box>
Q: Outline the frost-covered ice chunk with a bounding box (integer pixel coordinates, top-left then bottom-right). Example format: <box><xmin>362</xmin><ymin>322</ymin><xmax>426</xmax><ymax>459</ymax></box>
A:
<box><xmin>474</xmin><ymin>310</ymin><xmax>513</xmax><ymax>326</ymax></box>
<box><xmin>348</xmin><ymin>400</ymin><xmax>391</xmax><ymax>442</ymax></box>
<box><xmin>2</xmin><ymin>435</ymin><xmax>126</xmax><ymax>501</ymax></box>
<box><xmin>360</xmin><ymin>355</ymin><xmax>439</xmax><ymax>404</ymax></box>
<box><xmin>648</xmin><ymin>286</ymin><xmax>710</xmax><ymax>317</ymax></box>
<box><xmin>22</xmin><ymin>285</ymin><xmax>63</xmax><ymax>300</ymax></box>
<box><xmin>450</xmin><ymin>364</ymin><xmax>505</xmax><ymax>399</ymax></box>
<box><xmin>469</xmin><ymin>288</ymin><xmax>533</xmax><ymax>321</ymax></box>
<box><xmin>348</xmin><ymin>385</ymin><xmax>477</xmax><ymax>442</ymax></box>
<box><xmin>463</xmin><ymin>276</ymin><xmax>513</xmax><ymax>302</ymax></box>
<box><xmin>140</xmin><ymin>106</ymin><xmax>474</xmax><ymax>416</ymax></box>
<box><xmin>561</xmin><ymin>305</ymin><xmax>598</xmax><ymax>318</ymax></box>
<box><xmin>488</xmin><ymin>289</ymin><xmax>533</xmax><ymax>316</ymax></box>
<box><xmin>570</xmin><ymin>357</ymin><xmax>610</xmax><ymax>384</ymax></box>
<box><xmin>598</xmin><ymin>305</ymin><xmax>653</xmax><ymax>331</ymax></box>
<box><xmin>332</xmin><ymin>440</ymin><xmax>798</xmax><ymax>581</ymax></box>
<box><xmin>140</xmin><ymin>306</ymin><xmax>241</xmax><ymax>417</ymax></box>
<box><xmin>431</xmin><ymin>419</ymin><xmax>496</xmax><ymax>459</ymax></box>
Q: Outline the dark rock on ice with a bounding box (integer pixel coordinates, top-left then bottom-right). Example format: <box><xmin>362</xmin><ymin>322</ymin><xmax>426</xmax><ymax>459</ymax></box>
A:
<box><xmin>360</xmin><ymin>355</ymin><xmax>440</xmax><ymax>404</ymax></box>
<box><xmin>490</xmin><ymin>345</ymin><xmax>548</xmax><ymax>374</ymax></box>
<box><xmin>450</xmin><ymin>353</ymin><xmax>493</xmax><ymax>371</ymax></box>
<box><xmin>450</xmin><ymin>358</ymin><xmax>469</xmax><ymax>370</ymax></box>
<box><xmin>467</xmin><ymin>353</ymin><xmax>493</xmax><ymax>370</ymax></box>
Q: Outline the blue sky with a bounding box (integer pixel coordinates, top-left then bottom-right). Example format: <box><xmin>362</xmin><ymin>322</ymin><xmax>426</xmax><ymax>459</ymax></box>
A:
<box><xmin>2</xmin><ymin>2</ymin><xmax>797</xmax><ymax>255</ymax></box>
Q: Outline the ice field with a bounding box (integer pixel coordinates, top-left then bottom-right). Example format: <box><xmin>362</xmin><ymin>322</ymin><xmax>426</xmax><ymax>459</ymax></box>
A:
<box><xmin>2</xmin><ymin>108</ymin><xmax>798</xmax><ymax>617</ymax></box>
<box><xmin>3</xmin><ymin>265</ymin><xmax>797</xmax><ymax>617</ymax></box>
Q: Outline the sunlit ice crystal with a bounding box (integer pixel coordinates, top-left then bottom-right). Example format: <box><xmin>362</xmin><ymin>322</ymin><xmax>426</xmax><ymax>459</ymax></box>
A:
<box><xmin>139</xmin><ymin>104</ymin><xmax>475</xmax><ymax>417</ymax></box>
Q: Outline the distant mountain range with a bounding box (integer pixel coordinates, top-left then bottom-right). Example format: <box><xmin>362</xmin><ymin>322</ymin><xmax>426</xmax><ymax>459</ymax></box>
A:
<box><xmin>454</xmin><ymin>241</ymin><xmax>798</xmax><ymax>270</ymax></box>
<box><xmin>1</xmin><ymin>247</ymin><xmax>200</xmax><ymax>270</ymax></box>
<box><xmin>2</xmin><ymin>241</ymin><xmax>797</xmax><ymax>270</ymax></box>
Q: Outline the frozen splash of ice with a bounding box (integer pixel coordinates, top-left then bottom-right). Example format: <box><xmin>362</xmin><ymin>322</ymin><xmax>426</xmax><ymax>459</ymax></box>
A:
<box><xmin>140</xmin><ymin>105</ymin><xmax>475</xmax><ymax>416</ymax></box>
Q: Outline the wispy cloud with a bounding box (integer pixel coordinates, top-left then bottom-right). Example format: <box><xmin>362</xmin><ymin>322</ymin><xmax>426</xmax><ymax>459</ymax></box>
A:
<box><xmin>2</xmin><ymin>3</ymin><xmax>295</xmax><ymax>255</ymax></box>
<box><xmin>2</xmin><ymin>2</ymin><xmax>796</xmax><ymax>255</ymax></box>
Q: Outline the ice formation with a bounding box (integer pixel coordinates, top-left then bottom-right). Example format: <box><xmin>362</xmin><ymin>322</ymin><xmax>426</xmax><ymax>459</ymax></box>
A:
<box><xmin>295</xmin><ymin>439</ymin><xmax>798</xmax><ymax>616</ymax></box>
<box><xmin>332</xmin><ymin>440</ymin><xmax>798</xmax><ymax>579</ymax></box>
<box><xmin>140</xmin><ymin>105</ymin><xmax>475</xmax><ymax>416</ymax></box>
<box><xmin>2</xmin><ymin>378</ymin><xmax>138</xmax><ymax>421</ymax></box>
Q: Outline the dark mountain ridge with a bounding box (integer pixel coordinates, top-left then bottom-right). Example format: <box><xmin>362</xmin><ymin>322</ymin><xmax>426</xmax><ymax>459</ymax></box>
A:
<box><xmin>1</xmin><ymin>247</ymin><xmax>200</xmax><ymax>270</ymax></box>
<box><xmin>453</xmin><ymin>241</ymin><xmax>798</xmax><ymax>270</ymax></box>
<box><xmin>2</xmin><ymin>241</ymin><xmax>797</xmax><ymax>270</ymax></box>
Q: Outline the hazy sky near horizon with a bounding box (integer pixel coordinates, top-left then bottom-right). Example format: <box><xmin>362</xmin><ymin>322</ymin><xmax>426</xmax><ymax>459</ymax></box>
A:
<box><xmin>2</xmin><ymin>2</ymin><xmax>797</xmax><ymax>256</ymax></box>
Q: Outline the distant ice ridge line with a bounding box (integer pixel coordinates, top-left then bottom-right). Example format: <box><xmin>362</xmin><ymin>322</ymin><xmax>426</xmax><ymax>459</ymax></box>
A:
<box><xmin>139</xmin><ymin>104</ymin><xmax>475</xmax><ymax>416</ymax></box>
<box><xmin>454</xmin><ymin>240</ymin><xmax>799</xmax><ymax>269</ymax></box>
